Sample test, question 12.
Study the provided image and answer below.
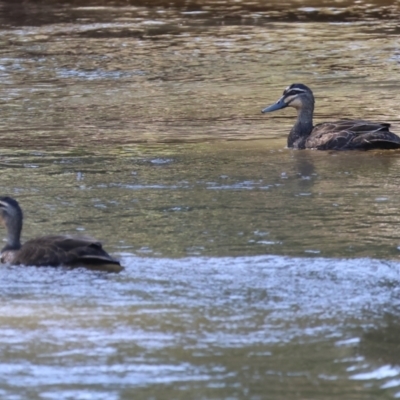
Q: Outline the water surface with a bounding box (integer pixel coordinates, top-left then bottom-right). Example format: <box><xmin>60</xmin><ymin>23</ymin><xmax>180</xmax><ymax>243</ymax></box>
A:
<box><xmin>1</xmin><ymin>0</ymin><xmax>400</xmax><ymax>399</ymax></box>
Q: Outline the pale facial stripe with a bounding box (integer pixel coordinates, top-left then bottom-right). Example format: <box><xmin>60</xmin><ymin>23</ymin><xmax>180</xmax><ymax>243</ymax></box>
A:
<box><xmin>284</xmin><ymin>87</ymin><xmax>307</xmax><ymax>96</ymax></box>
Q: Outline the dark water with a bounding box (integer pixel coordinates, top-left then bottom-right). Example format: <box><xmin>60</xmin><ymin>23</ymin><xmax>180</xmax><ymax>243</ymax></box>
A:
<box><xmin>1</xmin><ymin>0</ymin><xmax>400</xmax><ymax>399</ymax></box>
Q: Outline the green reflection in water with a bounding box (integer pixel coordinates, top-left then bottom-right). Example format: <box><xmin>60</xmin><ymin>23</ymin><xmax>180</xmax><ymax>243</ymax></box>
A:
<box><xmin>1</xmin><ymin>140</ymin><xmax>400</xmax><ymax>261</ymax></box>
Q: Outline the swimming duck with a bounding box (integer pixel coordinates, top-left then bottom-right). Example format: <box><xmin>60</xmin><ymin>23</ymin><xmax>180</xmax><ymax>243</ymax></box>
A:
<box><xmin>262</xmin><ymin>83</ymin><xmax>400</xmax><ymax>150</ymax></box>
<box><xmin>0</xmin><ymin>196</ymin><xmax>122</xmax><ymax>272</ymax></box>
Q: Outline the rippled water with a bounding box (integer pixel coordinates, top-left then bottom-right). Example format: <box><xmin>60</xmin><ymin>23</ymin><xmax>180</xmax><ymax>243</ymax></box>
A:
<box><xmin>2</xmin><ymin>255</ymin><xmax>400</xmax><ymax>399</ymax></box>
<box><xmin>1</xmin><ymin>0</ymin><xmax>400</xmax><ymax>398</ymax></box>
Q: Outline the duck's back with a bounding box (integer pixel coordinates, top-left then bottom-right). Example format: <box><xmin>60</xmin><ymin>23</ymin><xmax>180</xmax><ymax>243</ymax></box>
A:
<box><xmin>12</xmin><ymin>235</ymin><xmax>120</xmax><ymax>267</ymax></box>
<box><xmin>306</xmin><ymin>119</ymin><xmax>400</xmax><ymax>150</ymax></box>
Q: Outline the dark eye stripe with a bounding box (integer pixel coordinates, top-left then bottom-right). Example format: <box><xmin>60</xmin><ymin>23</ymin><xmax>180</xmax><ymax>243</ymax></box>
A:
<box><xmin>285</xmin><ymin>89</ymin><xmax>305</xmax><ymax>96</ymax></box>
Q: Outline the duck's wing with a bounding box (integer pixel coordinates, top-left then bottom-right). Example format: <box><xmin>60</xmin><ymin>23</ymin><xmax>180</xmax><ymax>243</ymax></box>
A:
<box><xmin>13</xmin><ymin>235</ymin><xmax>121</xmax><ymax>268</ymax></box>
<box><xmin>306</xmin><ymin>120</ymin><xmax>400</xmax><ymax>150</ymax></box>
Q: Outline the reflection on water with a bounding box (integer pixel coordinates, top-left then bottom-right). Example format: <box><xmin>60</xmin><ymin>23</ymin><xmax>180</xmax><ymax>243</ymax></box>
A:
<box><xmin>4</xmin><ymin>142</ymin><xmax>400</xmax><ymax>260</ymax></box>
<box><xmin>1</xmin><ymin>1</ymin><xmax>400</xmax><ymax>148</ymax></box>
<box><xmin>1</xmin><ymin>0</ymin><xmax>400</xmax><ymax>399</ymax></box>
<box><xmin>2</xmin><ymin>142</ymin><xmax>400</xmax><ymax>398</ymax></box>
<box><xmin>0</xmin><ymin>254</ymin><xmax>400</xmax><ymax>399</ymax></box>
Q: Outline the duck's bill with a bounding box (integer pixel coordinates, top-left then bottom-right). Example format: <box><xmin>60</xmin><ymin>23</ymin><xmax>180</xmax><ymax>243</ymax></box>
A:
<box><xmin>261</xmin><ymin>96</ymin><xmax>287</xmax><ymax>113</ymax></box>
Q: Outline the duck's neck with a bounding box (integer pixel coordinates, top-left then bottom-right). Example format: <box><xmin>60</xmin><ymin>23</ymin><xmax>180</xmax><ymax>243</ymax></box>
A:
<box><xmin>288</xmin><ymin>106</ymin><xmax>314</xmax><ymax>149</ymax></box>
<box><xmin>2</xmin><ymin>219</ymin><xmax>22</xmax><ymax>253</ymax></box>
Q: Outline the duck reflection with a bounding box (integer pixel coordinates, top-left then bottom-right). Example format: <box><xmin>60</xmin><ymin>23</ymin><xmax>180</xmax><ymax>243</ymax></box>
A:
<box><xmin>359</xmin><ymin>313</ymin><xmax>400</xmax><ymax>365</ymax></box>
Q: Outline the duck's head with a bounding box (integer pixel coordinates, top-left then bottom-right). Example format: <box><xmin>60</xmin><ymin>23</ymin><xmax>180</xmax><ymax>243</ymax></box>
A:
<box><xmin>261</xmin><ymin>83</ymin><xmax>314</xmax><ymax>113</ymax></box>
<box><xmin>0</xmin><ymin>196</ymin><xmax>23</xmax><ymax>230</ymax></box>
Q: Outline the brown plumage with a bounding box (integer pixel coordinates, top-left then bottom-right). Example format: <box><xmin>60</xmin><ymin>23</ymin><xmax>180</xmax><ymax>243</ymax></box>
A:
<box><xmin>262</xmin><ymin>83</ymin><xmax>400</xmax><ymax>150</ymax></box>
<box><xmin>0</xmin><ymin>197</ymin><xmax>123</xmax><ymax>272</ymax></box>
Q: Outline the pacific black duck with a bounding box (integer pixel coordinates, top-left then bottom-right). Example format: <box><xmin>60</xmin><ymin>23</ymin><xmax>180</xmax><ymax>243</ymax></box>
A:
<box><xmin>262</xmin><ymin>83</ymin><xmax>400</xmax><ymax>150</ymax></box>
<box><xmin>0</xmin><ymin>196</ymin><xmax>122</xmax><ymax>272</ymax></box>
